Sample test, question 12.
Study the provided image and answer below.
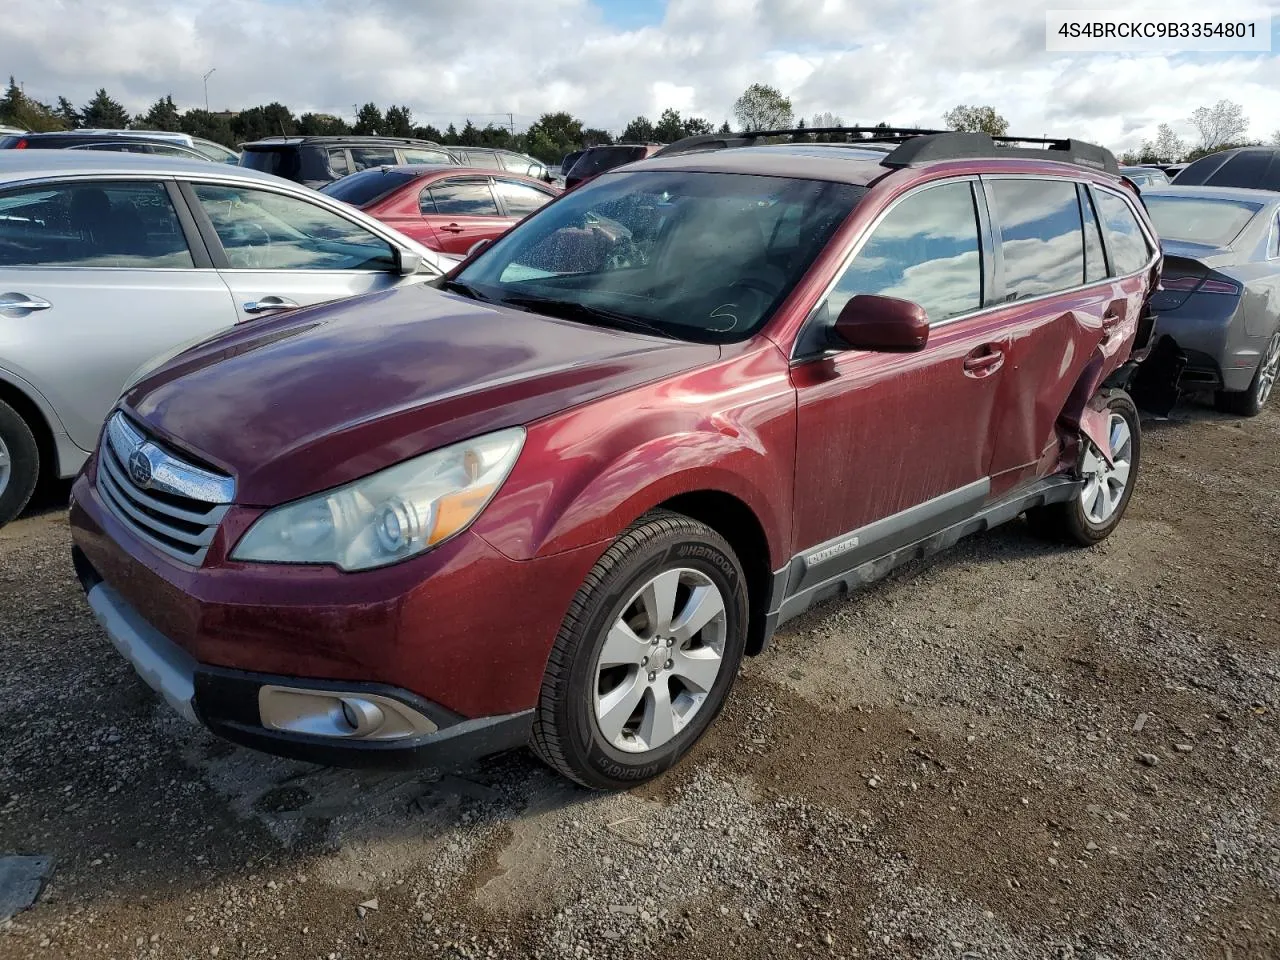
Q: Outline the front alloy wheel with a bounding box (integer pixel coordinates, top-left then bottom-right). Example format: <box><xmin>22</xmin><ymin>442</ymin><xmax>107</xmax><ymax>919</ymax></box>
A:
<box><xmin>532</xmin><ymin>511</ymin><xmax>748</xmax><ymax>790</ymax></box>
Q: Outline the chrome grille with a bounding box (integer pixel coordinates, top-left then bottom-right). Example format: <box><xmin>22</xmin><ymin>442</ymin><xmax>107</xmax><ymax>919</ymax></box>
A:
<box><xmin>97</xmin><ymin>413</ymin><xmax>234</xmax><ymax>566</ymax></box>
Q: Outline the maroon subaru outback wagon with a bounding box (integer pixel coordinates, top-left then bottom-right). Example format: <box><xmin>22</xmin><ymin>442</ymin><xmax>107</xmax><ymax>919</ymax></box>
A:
<box><xmin>70</xmin><ymin>129</ymin><xmax>1160</xmax><ymax>789</ymax></box>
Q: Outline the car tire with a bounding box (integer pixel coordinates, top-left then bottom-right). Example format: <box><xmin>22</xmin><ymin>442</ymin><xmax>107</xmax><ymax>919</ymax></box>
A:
<box><xmin>1026</xmin><ymin>390</ymin><xmax>1141</xmax><ymax>546</ymax></box>
<box><xmin>0</xmin><ymin>398</ymin><xmax>40</xmax><ymax>527</ymax></box>
<box><xmin>531</xmin><ymin>510</ymin><xmax>749</xmax><ymax>790</ymax></box>
<box><xmin>1214</xmin><ymin>329</ymin><xmax>1280</xmax><ymax>418</ymax></box>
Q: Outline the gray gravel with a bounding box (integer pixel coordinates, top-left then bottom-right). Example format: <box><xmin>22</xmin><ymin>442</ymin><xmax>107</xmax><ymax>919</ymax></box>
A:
<box><xmin>0</xmin><ymin>397</ymin><xmax>1277</xmax><ymax>959</ymax></box>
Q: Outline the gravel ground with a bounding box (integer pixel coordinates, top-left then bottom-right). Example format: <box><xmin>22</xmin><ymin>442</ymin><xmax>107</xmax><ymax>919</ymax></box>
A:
<box><xmin>1</xmin><ymin>396</ymin><xmax>1277</xmax><ymax>960</ymax></box>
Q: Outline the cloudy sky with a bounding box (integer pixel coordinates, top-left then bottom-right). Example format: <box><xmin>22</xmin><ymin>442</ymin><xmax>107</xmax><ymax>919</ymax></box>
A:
<box><xmin>2</xmin><ymin>0</ymin><xmax>1278</xmax><ymax>151</ymax></box>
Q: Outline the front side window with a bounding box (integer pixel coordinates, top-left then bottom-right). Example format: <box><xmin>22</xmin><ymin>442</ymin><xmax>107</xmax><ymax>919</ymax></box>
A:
<box><xmin>0</xmin><ymin>180</ymin><xmax>194</xmax><ymax>268</ymax></box>
<box><xmin>826</xmin><ymin>181</ymin><xmax>982</xmax><ymax>324</ymax></box>
<box><xmin>192</xmin><ymin>184</ymin><xmax>396</xmax><ymax>271</ymax></box>
<box><xmin>424</xmin><ymin>179</ymin><xmax>501</xmax><ymax>216</ymax></box>
<box><xmin>349</xmin><ymin>146</ymin><xmax>397</xmax><ymax>171</ymax></box>
<box><xmin>454</xmin><ymin>170</ymin><xmax>863</xmax><ymax>343</ymax></box>
<box><xmin>989</xmin><ymin>179</ymin><xmax>1086</xmax><ymax>300</ymax></box>
<box><xmin>493</xmin><ymin>179</ymin><xmax>554</xmax><ymax>217</ymax></box>
<box><xmin>1094</xmin><ymin>190</ymin><xmax>1155</xmax><ymax>275</ymax></box>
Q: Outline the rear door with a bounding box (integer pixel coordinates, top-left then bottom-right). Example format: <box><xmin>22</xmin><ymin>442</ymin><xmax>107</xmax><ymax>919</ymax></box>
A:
<box><xmin>791</xmin><ymin>178</ymin><xmax>1009</xmax><ymax>565</ymax></box>
<box><xmin>182</xmin><ymin>181</ymin><xmax>410</xmax><ymax>323</ymax></box>
<box><xmin>491</xmin><ymin>178</ymin><xmax>556</xmax><ymax>232</ymax></box>
<box><xmin>419</xmin><ymin>176</ymin><xmax>503</xmax><ymax>254</ymax></box>
<box><xmin>980</xmin><ymin>177</ymin><xmax>1112</xmax><ymax>495</ymax></box>
<box><xmin>0</xmin><ymin>178</ymin><xmax>235</xmax><ymax>450</ymax></box>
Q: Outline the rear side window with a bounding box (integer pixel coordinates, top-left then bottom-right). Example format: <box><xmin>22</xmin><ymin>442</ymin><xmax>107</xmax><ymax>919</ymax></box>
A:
<box><xmin>989</xmin><ymin>179</ymin><xmax>1085</xmax><ymax>299</ymax></box>
<box><xmin>1094</xmin><ymin>190</ymin><xmax>1154</xmax><ymax>276</ymax></box>
<box><xmin>350</xmin><ymin>145</ymin><xmax>398</xmax><ymax>171</ymax></box>
<box><xmin>1079</xmin><ymin>186</ymin><xmax>1108</xmax><ymax>282</ymax></box>
<box><xmin>1270</xmin><ymin>213</ymin><xmax>1280</xmax><ymax>259</ymax></box>
<box><xmin>0</xmin><ymin>180</ymin><xmax>194</xmax><ymax>268</ymax></box>
<box><xmin>827</xmin><ymin>180</ymin><xmax>983</xmax><ymax>324</ymax></box>
<box><xmin>239</xmin><ymin>148</ymin><xmax>302</xmax><ymax>181</ymax></box>
<box><xmin>400</xmin><ymin>148</ymin><xmax>454</xmax><ymax>165</ymax></box>
<box><xmin>320</xmin><ymin>169</ymin><xmax>418</xmax><ymax>207</ymax></box>
<box><xmin>327</xmin><ymin>148</ymin><xmax>351</xmax><ymax>177</ymax></box>
<box><xmin>424</xmin><ymin>179</ymin><xmax>500</xmax><ymax>216</ymax></box>
<box><xmin>499</xmin><ymin>153</ymin><xmax>534</xmax><ymax>175</ymax></box>
<box><xmin>493</xmin><ymin>179</ymin><xmax>553</xmax><ymax>216</ymax></box>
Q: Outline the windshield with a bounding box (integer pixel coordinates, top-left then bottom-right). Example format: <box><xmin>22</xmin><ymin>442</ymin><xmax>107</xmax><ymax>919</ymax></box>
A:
<box><xmin>1144</xmin><ymin>195</ymin><xmax>1262</xmax><ymax>246</ymax></box>
<box><xmin>321</xmin><ymin>168</ymin><xmax>419</xmax><ymax>207</ymax></box>
<box><xmin>454</xmin><ymin>170</ymin><xmax>864</xmax><ymax>343</ymax></box>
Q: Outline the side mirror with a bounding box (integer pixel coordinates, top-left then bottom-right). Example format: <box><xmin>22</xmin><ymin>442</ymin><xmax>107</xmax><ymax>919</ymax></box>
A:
<box><xmin>466</xmin><ymin>238</ymin><xmax>491</xmax><ymax>258</ymax></box>
<box><xmin>394</xmin><ymin>248</ymin><xmax>423</xmax><ymax>276</ymax></box>
<box><xmin>832</xmin><ymin>295</ymin><xmax>929</xmax><ymax>351</ymax></box>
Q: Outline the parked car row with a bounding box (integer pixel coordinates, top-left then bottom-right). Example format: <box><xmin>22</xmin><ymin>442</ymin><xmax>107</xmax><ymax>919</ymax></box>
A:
<box><xmin>2</xmin><ymin>127</ymin><xmax>1277</xmax><ymax>794</ymax></box>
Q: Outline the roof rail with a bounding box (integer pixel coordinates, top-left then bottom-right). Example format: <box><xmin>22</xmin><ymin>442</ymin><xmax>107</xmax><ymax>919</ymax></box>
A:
<box><xmin>653</xmin><ymin>127</ymin><xmax>1119</xmax><ymax>174</ymax></box>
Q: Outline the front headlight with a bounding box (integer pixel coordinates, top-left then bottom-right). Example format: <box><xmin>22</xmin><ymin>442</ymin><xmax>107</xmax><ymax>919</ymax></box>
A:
<box><xmin>231</xmin><ymin>427</ymin><xmax>525</xmax><ymax>571</ymax></box>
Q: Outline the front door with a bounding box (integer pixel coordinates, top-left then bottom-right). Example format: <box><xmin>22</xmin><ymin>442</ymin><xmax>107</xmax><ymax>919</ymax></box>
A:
<box><xmin>184</xmin><ymin>182</ymin><xmax>407</xmax><ymax>323</ymax></box>
<box><xmin>419</xmin><ymin>177</ymin><xmax>504</xmax><ymax>255</ymax></box>
<box><xmin>0</xmin><ymin>178</ymin><xmax>236</xmax><ymax>450</ymax></box>
<box><xmin>791</xmin><ymin>179</ymin><xmax>1008</xmax><ymax>570</ymax></box>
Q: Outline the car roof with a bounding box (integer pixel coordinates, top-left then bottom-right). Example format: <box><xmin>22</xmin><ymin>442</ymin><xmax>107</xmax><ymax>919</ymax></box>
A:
<box><xmin>621</xmin><ymin>143</ymin><xmax>915</xmax><ymax>186</ymax></box>
<box><xmin>0</xmin><ymin>149</ymin><xmax>288</xmax><ymax>185</ymax></box>
<box><xmin>1142</xmin><ymin>184</ymin><xmax>1280</xmax><ymax>204</ymax></box>
<box><xmin>241</xmin><ymin>136</ymin><xmax>443</xmax><ymax>148</ymax></box>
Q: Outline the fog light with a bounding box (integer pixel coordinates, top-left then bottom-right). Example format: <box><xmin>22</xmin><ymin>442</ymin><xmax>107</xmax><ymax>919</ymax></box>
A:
<box><xmin>258</xmin><ymin>685</ymin><xmax>438</xmax><ymax>740</ymax></box>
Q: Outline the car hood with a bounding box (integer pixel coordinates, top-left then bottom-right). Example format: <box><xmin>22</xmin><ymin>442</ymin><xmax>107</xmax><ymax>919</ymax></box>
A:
<box><xmin>123</xmin><ymin>285</ymin><xmax>718</xmax><ymax>505</ymax></box>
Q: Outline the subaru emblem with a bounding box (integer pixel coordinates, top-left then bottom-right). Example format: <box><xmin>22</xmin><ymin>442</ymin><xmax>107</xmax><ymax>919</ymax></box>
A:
<box><xmin>128</xmin><ymin>449</ymin><xmax>153</xmax><ymax>488</ymax></box>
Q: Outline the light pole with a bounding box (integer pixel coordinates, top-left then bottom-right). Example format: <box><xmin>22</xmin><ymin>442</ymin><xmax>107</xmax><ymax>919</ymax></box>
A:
<box><xmin>203</xmin><ymin>68</ymin><xmax>216</xmax><ymax>112</ymax></box>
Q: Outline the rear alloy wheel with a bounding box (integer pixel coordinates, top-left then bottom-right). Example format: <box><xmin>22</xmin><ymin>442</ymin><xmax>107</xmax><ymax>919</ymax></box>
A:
<box><xmin>1027</xmin><ymin>390</ymin><xmax>1141</xmax><ymax>546</ymax></box>
<box><xmin>0</xmin><ymin>398</ymin><xmax>40</xmax><ymax>527</ymax></box>
<box><xmin>531</xmin><ymin>511</ymin><xmax>748</xmax><ymax>790</ymax></box>
<box><xmin>1216</xmin><ymin>329</ymin><xmax>1280</xmax><ymax>417</ymax></box>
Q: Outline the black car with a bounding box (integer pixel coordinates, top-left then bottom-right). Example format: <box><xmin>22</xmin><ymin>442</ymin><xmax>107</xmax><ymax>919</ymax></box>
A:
<box><xmin>1174</xmin><ymin>147</ymin><xmax>1280</xmax><ymax>191</ymax></box>
<box><xmin>446</xmin><ymin>146</ymin><xmax>552</xmax><ymax>182</ymax></box>
<box><xmin>563</xmin><ymin>143</ymin><xmax>660</xmax><ymax>189</ymax></box>
<box><xmin>238</xmin><ymin>136</ymin><xmax>459</xmax><ymax>188</ymax></box>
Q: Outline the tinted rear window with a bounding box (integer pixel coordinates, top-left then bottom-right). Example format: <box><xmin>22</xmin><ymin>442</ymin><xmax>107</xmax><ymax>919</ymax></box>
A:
<box><xmin>320</xmin><ymin>168</ymin><xmax>418</xmax><ymax>207</ymax></box>
<box><xmin>1144</xmin><ymin>195</ymin><xmax>1262</xmax><ymax>246</ymax></box>
<box><xmin>239</xmin><ymin>148</ymin><xmax>301</xmax><ymax>180</ymax></box>
<box><xmin>568</xmin><ymin>147</ymin><xmax>647</xmax><ymax>178</ymax></box>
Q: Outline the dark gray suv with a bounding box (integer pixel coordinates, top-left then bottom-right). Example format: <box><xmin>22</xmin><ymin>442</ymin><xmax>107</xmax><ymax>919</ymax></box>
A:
<box><xmin>239</xmin><ymin>136</ymin><xmax>459</xmax><ymax>188</ymax></box>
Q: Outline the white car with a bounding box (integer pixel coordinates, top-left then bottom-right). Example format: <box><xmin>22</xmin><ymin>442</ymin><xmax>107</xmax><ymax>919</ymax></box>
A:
<box><xmin>0</xmin><ymin>150</ymin><xmax>456</xmax><ymax>525</ymax></box>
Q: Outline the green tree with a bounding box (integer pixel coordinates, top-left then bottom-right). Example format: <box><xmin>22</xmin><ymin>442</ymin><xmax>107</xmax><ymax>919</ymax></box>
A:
<box><xmin>942</xmin><ymin>104</ymin><xmax>1008</xmax><ymax>137</ymax></box>
<box><xmin>621</xmin><ymin>115</ymin><xmax>654</xmax><ymax>142</ymax></box>
<box><xmin>413</xmin><ymin>123</ymin><xmax>444</xmax><ymax>142</ymax></box>
<box><xmin>733</xmin><ymin>83</ymin><xmax>792</xmax><ymax>132</ymax></box>
<box><xmin>443</xmin><ymin>123</ymin><xmax>459</xmax><ymax>145</ymax></box>
<box><xmin>0</xmin><ymin>78</ymin><xmax>63</xmax><ymax>131</ymax></box>
<box><xmin>179</xmin><ymin>108</ymin><xmax>235</xmax><ymax>146</ymax></box>
<box><xmin>383</xmin><ymin>104</ymin><xmax>413</xmax><ymax>138</ymax></box>
<box><xmin>55</xmin><ymin>96</ymin><xmax>80</xmax><ymax>129</ymax></box>
<box><xmin>717</xmin><ymin>120</ymin><xmax>732</xmax><ymax>134</ymax></box>
<box><xmin>353</xmin><ymin>102</ymin><xmax>383</xmax><ymax>135</ymax></box>
<box><xmin>134</xmin><ymin>95</ymin><xmax>181</xmax><ymax>132</ymax></box>
<box><xmin>522</xmin><ymin>111</ymin><xmax>585</xmax><ymax>163</ymax></box>
<box><xmin>653</xmin><ymin>108</ymin><xmax>684</xmax><ymax>142</ymax></box>
<box><xmin>230</xmin><ymin>102</ymin><xmax>297</xmax><ymax>142</ymax></box>
<box><xmin>477</xmin><ymin>123</ymin><xmax>512</xmax><ymax>148</ymax></box>
<box><xmin>458</xmin><ymin>119</ymin><xmax>480</xmax><ymax>146</ymax></box>
<box><xmin>683</xmin><ymin>117</ymin><xmax>712</xmax><ymax>136</ymax></box>
<box><xmin>80</xmin><ymin>88</ymin><xmax>131</xmax><ymax>129</ymax></box>
<box><xmin>297</xmin><ymin>112</ymin><xmax>349</xmax><ymax>136</ymax></box>
<box><xmin>581</xmin><ymin>127</ymin><xmax>614</xmax><ymax>146</ymax></box>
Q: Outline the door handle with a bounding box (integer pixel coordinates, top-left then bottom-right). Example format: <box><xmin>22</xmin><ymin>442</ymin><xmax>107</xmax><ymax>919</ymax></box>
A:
<box><xmin>1102</xmin><ymin>311</ymin><xmax>1123</xmax><ymax>331</ymax></box>
<box><xmin>440</xmin><ymin>223</ymin><xmax>465</xmax><ymax>233</ymax></box>
<box><xmin>963</xmin><ymin>345</ymin><xmax>1004</xmax><ymax>376</ymax></box>
<box><xmin>0</xmin><ymin>292</ymin><xmax>52</xmax><ymax>313</ymax></box>
<box><xmin>242</xmin><ymin>296</ymin><xmax>299</xmax><ymax>314</ymax></box>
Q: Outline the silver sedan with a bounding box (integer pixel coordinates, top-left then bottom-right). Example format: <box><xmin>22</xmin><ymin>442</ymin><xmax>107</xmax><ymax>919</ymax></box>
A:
<box><xmin>0</xmin><ymin>151</ymin><xmax>454</xmax><ymax>525</ymax></box>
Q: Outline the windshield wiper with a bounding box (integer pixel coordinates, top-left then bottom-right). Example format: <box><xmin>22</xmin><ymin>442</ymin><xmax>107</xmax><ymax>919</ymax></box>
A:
<box><xmin>439</xmin><ymin>278</ymin><xmax>493</xmax><ymax>302</ymax></box>
<box><xmin>497</xmin><ymin>294</ymin><xmax>676</xmax><ymax>339</ymax></box>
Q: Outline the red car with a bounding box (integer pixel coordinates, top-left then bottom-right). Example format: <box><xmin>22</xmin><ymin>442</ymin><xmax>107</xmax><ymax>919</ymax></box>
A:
<box><xmin>321</xmin><ymin>164</ymin><xmax>559</xmax><ymax>255</ymax></box>
<box><xmin>70</xmin><ymin>129</ymin><xmax>1159</xmax><ymax>790</ymax></box>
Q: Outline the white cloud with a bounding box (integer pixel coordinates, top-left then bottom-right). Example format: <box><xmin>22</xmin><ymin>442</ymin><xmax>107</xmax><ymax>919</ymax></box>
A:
<box><xmin>2</xmin><ymin>0</ymin><xmax>1279</xmax><ymax>152</ymax></box>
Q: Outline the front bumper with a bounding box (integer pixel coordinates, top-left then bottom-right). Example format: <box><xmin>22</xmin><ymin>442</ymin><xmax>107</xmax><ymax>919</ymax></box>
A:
<box><xmin>74</xmin><ymin>552</ymin><xmax>532</xmax><ymax>768</ymax></box>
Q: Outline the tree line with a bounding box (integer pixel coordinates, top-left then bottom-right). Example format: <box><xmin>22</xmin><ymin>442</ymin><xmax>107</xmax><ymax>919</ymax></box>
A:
<box><xmin>3</xmin><ymin>77</ymin><xmax>1269</xmax><ymax>168</ymax></box>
